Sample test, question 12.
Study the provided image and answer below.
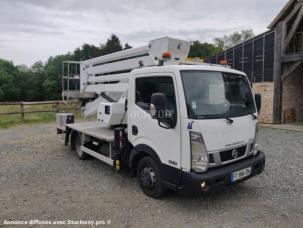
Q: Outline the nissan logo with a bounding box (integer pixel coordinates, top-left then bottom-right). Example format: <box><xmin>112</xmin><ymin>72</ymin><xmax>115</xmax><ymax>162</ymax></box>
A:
<box><xmin>232</xmin><ymin>149</ymin><xmax>238</xmax><ymax>159</ymax></box>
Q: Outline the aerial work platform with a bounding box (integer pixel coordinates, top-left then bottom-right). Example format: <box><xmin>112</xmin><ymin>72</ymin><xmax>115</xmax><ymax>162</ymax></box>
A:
<box><xmin>61</xmin><ymin>37</ymin><xmax>190</xmax><ymax>112</ymax></box>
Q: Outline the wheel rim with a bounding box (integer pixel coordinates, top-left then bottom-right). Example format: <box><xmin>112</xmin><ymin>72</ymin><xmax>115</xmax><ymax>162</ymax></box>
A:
<box><xmin>140</xmin><ymin>166</ymin><xmax>157</xmax><ymax>189</ymax></box>
<box><xmin>76</xmin><ymin>137</ymin><xmax>83</xmax><ymax>157</ymax></box>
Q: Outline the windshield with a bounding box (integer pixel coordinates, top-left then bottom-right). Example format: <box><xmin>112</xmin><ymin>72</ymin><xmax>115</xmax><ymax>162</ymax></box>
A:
<box><xmin>181</xmin><ymin>70</ymin><xmax>256</xmax><ymax>119</ymax></box>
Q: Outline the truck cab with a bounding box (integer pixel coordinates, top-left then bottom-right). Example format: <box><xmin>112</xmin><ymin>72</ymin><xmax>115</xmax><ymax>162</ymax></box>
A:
<box><xmin>127</xmin><ymin>65</ymin><xmax>265</xmax><ymax>197</ymax></box>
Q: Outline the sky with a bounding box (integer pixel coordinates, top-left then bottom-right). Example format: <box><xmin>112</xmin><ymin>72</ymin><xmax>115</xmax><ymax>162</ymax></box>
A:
<box><xmin>0</xmin><ymin>0</ymin><xmax>287</xmax><ymax>66</ymax></box>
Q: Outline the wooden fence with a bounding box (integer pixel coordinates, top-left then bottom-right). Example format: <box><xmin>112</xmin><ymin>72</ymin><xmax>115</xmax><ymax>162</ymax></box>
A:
<box><xmin>0</xmin><ymin>100</ymin><xmax>81</xmax><ymax>120</ymax></box>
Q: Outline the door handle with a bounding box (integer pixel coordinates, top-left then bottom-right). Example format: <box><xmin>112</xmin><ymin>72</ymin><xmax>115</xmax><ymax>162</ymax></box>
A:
<box><xmin>132</xmin><ymin>125</ymin><xmax>138</xmax><ymax>136</ymax></box>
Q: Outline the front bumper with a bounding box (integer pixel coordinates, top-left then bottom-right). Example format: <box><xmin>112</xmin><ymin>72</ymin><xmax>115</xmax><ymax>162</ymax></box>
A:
<box><xmin>178</xmin><ymin>152</ymin><xmax>265</xmax><ymax>195</ymax></box>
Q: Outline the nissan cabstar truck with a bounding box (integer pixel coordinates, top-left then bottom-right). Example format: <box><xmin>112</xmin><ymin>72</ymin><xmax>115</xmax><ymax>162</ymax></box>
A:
<box><xmin>57</xmin><ymin>37</ymin><xmax>265</xmax><ymax>198</ymax></box>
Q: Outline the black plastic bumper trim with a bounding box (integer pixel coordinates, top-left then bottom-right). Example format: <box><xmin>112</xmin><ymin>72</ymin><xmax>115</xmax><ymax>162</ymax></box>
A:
<box><xmin>177</xmin><ymin>152</ymin><xmax>265</xmax><ymax>195</ymax></box>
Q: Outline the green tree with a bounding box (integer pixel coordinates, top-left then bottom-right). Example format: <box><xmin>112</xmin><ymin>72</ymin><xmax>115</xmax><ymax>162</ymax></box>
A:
<box><xmin>73</xmin><ymin>34</ymin><xmax>124</xmax><ymax>61</ymax></box>
<box><xmin>101</xmin><ymin>34</ymin><xmax>123</xmax><ymax>55</ymax></box>
<box><xmin>214</xmin><ymin>29</ymin><xmax>254</xmax><ymax>50</ymax></box>
<box><xmin>31</xmin><ymin>61</ymin><xmax>45</xmax><ymax>73</ymax></box>
<box><xmin>74</xmin><ymin>44</ymin><xmax>103</xmax><ymax>61</ymax></box>
<box><xmin>44</xmin><ymin>54</ymin><xmax>73</xmax><ymax>100</ymax></box>
<box><xmin>124</xmin><ymin>43</ymin><xmax>132</xmax><ymax>50</ymax></box>
<box><xmin>16</xmin><ymin>64</ymin><xmax>29</xmax><ymax>72</ymax></box>
<box><xmin>189</xmin><ymin>41</ymin><xmax>223</xmax><ymax>59</ymax></box>
<box><xmin>0</xmin><ymin>59</ymin><xmax>20</xmax><ymax>101</ymax></box>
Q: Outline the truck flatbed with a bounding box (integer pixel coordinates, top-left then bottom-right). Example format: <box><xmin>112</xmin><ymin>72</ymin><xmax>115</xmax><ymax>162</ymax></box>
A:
<box><xmin>64</xmin><ymin>121</ymin><xmax>116</xmax><ymax>167</ymax></box>
<box><xmin>66</xmin><ymin>121</ymin><xmax>114</xmax><ymax>142</ymax></box>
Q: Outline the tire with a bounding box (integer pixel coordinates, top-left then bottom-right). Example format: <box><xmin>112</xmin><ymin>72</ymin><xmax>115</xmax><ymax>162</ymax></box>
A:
<box><xmin>137</xmin><ymin>156</ymin><xmax>166</xmax><ymax>198</ymax></box>
<box><xmin>74</xmin><ymin>134</ymin><xmax>89</xmax><ymax>160</ymax></box>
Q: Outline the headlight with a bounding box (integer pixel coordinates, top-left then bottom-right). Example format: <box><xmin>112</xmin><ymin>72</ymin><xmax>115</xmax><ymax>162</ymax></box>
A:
<box><xmin>248</xmin><ymin>142</ymin><xmax>254</xmax><ymax>154</ymax></box>
<box><xmin>253</xmin><ymin>123</ymin><xmax>260</xmax><ymax>156</ymax></box>
<box><xmin>190</xmin><ymin>131</ymin><xmax>208</xmax><ymax>173</ymax></box>
<box><xmin>253</xmin><ymin>144</ymin><xmax>260</xmax><ymax>156</ymax></box>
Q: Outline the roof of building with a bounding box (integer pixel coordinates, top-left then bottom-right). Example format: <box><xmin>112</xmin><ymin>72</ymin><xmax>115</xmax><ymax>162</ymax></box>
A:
<box><xmin>268</xmin><ymin>0</ymin><xmax>303</xmax><ymax>29</ymax></box>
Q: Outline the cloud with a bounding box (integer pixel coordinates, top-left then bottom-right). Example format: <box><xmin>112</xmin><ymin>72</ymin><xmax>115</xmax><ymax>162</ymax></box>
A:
<box><xmin>0</xmin><ymin>0</ymin><xmax>287</xmax><ymax>66</ymax></box>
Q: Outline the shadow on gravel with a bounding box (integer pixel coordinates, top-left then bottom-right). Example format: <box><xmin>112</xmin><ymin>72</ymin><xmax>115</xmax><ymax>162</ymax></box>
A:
<box><xmin>78</xmin><ymin>154</ymin><xmax>261</xmax><ymax>204</ymax></box>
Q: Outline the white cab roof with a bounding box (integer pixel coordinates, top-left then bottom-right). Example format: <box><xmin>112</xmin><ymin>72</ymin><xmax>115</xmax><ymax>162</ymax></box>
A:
<box><xmin>132</xmin><ymin>64</ymin><xmax>246</xmax><ymax>76</ymax></box>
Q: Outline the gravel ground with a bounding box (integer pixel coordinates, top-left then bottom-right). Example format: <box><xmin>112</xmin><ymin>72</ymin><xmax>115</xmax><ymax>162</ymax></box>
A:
<box><xmin>0</xmin><ymin>123</ymin><xmax>302</xmax><ymax>228</ymax></box>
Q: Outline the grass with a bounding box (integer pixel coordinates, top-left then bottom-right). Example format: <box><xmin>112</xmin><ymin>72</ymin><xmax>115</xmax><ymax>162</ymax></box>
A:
<box><xmin>0</xmin><ymin>112</ymin><xmax>55</xmax><ymax>128</ymax></box>
<box><xmin>0</xmin><ymin>103</ymin><xmax>82</xmax><ymax>129</ymax></box>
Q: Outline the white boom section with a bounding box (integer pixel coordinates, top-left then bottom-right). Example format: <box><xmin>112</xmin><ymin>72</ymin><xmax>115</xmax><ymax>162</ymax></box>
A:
<box><xmin>77</xmin><ymin>37</ymin><xmax>190</xmax><ymax>118</ymax></box>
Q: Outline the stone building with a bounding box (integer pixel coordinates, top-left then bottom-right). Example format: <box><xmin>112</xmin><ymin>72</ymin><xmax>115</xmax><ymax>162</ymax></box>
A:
<box><xmin>206</xmin><ymin>0</ymin><xmax>303</xmax><ymax>124</ymax></box>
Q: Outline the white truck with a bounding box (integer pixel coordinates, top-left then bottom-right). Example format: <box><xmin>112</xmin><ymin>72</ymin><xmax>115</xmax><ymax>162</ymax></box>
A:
<box><xmin>57</xmin><ymin>37</ymin><xmax>265</xmax><ymax>198</ymax></box>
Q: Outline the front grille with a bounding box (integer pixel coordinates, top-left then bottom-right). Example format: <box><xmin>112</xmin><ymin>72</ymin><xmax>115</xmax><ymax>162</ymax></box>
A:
<box><xmin>220</xmin><ymin>145</ymin><xmax>247</xmax><ymax>162</ymax></box>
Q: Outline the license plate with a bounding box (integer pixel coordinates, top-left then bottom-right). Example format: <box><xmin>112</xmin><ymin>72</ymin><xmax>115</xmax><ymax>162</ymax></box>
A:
<box><xmin>231</xmin><ymin>167</ymin><xmax>252</xmax><ymax>183</ymax></box>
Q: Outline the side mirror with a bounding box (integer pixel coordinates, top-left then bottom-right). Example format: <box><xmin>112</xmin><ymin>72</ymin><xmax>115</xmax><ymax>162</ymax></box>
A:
<box><xmin>255</xmin><ymin>94</ymin><xmax>262</xmax><ymax>113</ymax></box>
<box><xmin>150</xmin><ymin>93</ymin><xmax>166</xmax><ymax>118</ymax></box>
<box><xmin>150</xmin><ymin>93</ymin><xmax>175</xmax><ymax>129</ymax></box>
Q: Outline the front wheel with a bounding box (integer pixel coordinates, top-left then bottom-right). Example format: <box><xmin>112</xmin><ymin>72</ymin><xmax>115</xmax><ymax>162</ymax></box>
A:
<box><xmin>137</xmin><ymin>157</ymin><xmax>166</xmax><ymax>198</ymax></box>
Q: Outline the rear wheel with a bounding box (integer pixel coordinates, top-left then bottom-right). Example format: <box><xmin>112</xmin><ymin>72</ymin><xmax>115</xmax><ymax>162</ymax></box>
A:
<box><xmin>137</xmin><ymin>157</ymin><xmax>166</xmax><ymax>198</ymax></box>
<box><xmin>74</xmin><ymin>134</ymin><xmax>89</xmax><ymax>160</ymax></box>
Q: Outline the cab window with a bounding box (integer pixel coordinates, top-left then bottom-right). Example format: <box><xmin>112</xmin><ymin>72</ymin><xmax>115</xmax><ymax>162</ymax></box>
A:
<box><xmin>135</xmin><ymin>76</ymin><xmax>177</xmax><ymax>115</ymax></box>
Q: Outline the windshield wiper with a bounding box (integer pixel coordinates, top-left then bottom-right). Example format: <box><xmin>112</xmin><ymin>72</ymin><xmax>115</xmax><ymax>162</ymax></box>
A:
<box><xmin>195</xmin><ymin>114</ymin><xmax>223</xmax><ymax>119</ymax></box>
<box><xmin>195</xmin><ymin>114</ymin><xmax>234</xmax><ymax>124</ymax></box>
<box><xmin>225</xmin><ymin>117</ymin><xmax>234</xmax><ymax>124</ymax></box>
<box><xmin>250</xmin><ymin>113</ymin><xmax>258</xmax><ymax>120</ymax></box>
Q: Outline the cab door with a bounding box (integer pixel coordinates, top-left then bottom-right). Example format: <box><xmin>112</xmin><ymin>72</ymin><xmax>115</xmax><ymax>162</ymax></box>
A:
<box><xmin>128</xmin><ymin>73</ymin><xmax>181</xmax><ymax>172</ymax></box>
